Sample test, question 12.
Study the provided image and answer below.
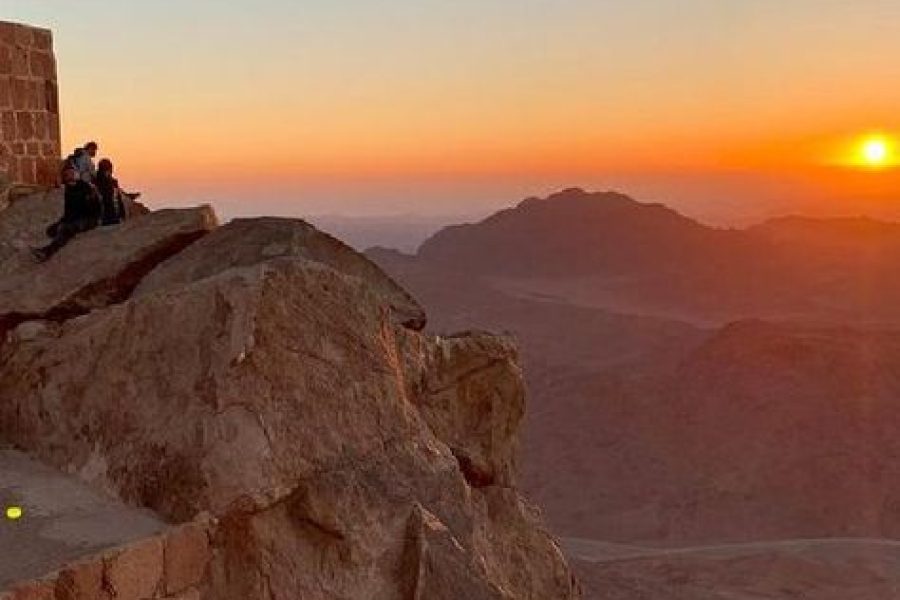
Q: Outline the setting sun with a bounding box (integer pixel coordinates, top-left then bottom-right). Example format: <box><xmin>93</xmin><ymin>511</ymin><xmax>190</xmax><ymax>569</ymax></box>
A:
<box><xmin>863</xmin><ymin>138</ymin><xmax>889</xmax><ymax>164</ymax></box>
<box><xmin>856</xmin><ymin>135</ymin><xmax>896</xmax><ymax>169</ymax></box>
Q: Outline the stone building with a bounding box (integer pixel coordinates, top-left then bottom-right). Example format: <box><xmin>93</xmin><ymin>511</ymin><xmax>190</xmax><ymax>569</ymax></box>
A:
<box><xmin>0</xmin><ymin>20</ymin><xmax>61</xmax><ymax>187</ymax></box>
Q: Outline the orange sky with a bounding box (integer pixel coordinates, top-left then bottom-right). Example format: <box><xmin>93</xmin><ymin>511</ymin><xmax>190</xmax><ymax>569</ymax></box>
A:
<box><xmin>7</xmin><ymin>1</ymin><xmax>900</xmax><ymax>221</ymax></box>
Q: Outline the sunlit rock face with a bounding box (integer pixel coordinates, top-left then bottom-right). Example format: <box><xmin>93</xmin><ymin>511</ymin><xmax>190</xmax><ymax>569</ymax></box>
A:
<box><xmin>0</xmin><ymin>190</ymin><xmax>581</xmax><ymax>599</ymax></box>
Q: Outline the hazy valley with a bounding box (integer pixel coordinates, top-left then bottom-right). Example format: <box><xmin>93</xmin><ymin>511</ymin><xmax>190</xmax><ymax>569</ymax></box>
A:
<box><xmin>367</xmin><ymin>188</ymin><xmax>900</xmax><ymax>599</ymax></box>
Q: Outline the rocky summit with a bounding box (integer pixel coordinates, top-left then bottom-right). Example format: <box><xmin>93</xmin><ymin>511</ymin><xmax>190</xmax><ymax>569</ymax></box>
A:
<box><xmin>0</xmin><ymin>188</ymin><xmax>580</xmax><ymax>599</ymax></box>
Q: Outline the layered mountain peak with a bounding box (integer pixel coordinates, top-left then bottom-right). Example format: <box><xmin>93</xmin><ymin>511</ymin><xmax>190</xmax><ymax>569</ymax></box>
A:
<box><xmin>417</xmin><ymin>189</ymin><xmax>716</xmax><ymax>277</ymax></box>
<box><xmin>507</xmin><ymin>188</ymin><xmax>679</xmax><ymax>222</ymax></box>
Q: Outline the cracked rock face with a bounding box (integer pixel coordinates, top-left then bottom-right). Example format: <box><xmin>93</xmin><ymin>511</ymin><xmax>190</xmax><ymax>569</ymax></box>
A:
<box><xmin>0</xmin><ymin>192</ymin><xmax>580</xmax><ymax>599</ymax></box>
<box><xmin>135</xmin><ymin>217</ymin><xmax>427</xmax><ymax>331</ymax></box>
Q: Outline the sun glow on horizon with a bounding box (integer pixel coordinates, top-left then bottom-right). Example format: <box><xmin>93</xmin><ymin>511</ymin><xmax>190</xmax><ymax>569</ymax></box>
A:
<box><xmin>863</xmin><ymin>139</ymin><xmax>888</xmax><ymax>164</ymax></box>
<box><xmin>825</xmin><ymin>133</ymin><xmax>900</xmax><ymax>171</ymax></box>
<box><xmin>853</xmin><ymin>134</ymin><xmax>898</xmax><ymax>170</ymax></box>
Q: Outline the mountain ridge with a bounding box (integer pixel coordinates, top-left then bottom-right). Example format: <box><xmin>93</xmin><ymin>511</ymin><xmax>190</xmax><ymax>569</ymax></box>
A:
<box><xmin>396</xmin><ymin>188</ymin><xmax>900</xmax><ymax>325</ymax></box>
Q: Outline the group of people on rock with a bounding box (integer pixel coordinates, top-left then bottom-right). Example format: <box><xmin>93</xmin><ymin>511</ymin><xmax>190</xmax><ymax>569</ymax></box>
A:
<box><xmin>33</xmin><ymin>141</ymin><xmax>140</xmax><ymax>262</ymax></box>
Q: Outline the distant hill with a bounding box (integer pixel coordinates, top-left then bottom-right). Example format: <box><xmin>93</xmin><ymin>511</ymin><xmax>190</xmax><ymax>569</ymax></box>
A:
<box><xmin>408</xmin><ymin>188</ymin><xmax>900</xmax><ymax>325</ymax></box>
<box><xmin>752</xmin><ymin>214</ymin><xmax>900</xmax><ymax>239</ymax></box>
<box><xmin>418</xmin><ymin>188</ymin><xmax>733</xmax><ymax>278</ymax></box>
<box><xmin>749</xmin><ymin>215</ymin><xmax>900</xmax><ymax>258</ymax></box>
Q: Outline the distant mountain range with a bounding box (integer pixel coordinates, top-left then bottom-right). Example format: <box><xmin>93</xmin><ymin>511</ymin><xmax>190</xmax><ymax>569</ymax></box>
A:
<box><xmin>375</xmin><ymin>187</ymin><xmax>900</xmax><ymax>325</ymax></box>
<box><xmin>307</xmin><ymin>212</ymin><xmax>479</xmax><ymax>253</ymax></box>
<box><xmin>368</xmin><ymin>188</ymin><xmax>900</xmax><ymax>598</ymax></box>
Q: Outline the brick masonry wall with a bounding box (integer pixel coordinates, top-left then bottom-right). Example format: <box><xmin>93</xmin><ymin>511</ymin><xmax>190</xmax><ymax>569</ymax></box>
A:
<box><xmin>0</xmin><ymin>21</ymin><xmax>61</xmax><ymax>187</ymax></box>
<box><xmin>0</xmin><ymin>517</ymin><xmax>213</xmax><ymax>600</ymax></box>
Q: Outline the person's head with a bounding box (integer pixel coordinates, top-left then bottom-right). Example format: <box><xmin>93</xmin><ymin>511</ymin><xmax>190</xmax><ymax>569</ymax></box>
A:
<box><xmin>61</xmin><ymin>167</ymin><xmax>77</xmax><ymax>185</ymax></box>
<box><xmin>98</xmin><ymin>158</ymin><xmax>113</xmax><ymax>174</ymax></box>
<box><xmin>84</xmin><ymin>142</ymin><xmax>98</xmax><ymax>158</ymax></box>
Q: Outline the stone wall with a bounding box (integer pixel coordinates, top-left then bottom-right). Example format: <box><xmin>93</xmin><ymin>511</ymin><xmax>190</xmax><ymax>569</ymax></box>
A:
<box><xmin>0</xmin><ymin>518</ymin><xmax>213</xmax><ymax>600</ymax></box>
<box><xmin>0</xmin><ymin>21</ymin><xmax>61</xmax><ymax>187</ymax></box>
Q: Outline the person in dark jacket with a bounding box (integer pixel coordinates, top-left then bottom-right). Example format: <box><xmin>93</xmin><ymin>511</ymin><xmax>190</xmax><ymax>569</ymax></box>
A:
<box><xmin>96</xmin><ymin>158</ymin><xmax>127</xmax><ymax>226</ymax></box>
<box><xmin>32</xmin><ymin>167</ymin><xmax>101</xmax><ymax>261</ymax></box>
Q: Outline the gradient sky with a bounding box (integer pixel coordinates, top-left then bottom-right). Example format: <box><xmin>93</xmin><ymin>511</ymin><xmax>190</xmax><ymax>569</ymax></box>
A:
<box><xmin>3</xmin><ymin>0</ymin><xmax>900</xmax><ymax>222</ymax></box>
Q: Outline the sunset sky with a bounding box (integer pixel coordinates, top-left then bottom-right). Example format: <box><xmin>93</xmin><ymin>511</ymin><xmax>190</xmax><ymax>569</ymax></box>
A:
<box><xmin>4</xmin><ymin>0</ymin><xmax>900</xmax><ymax>222</ymax></box>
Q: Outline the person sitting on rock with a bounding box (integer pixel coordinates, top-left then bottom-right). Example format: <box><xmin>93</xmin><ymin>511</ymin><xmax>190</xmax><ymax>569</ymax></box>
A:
<box><xmin>32</xmin><ymin>166</ymin><xmax>101</xmax><ymax>262</ymax></box>
<box><xmin>96</xmin><ymin>158</ymin><xmax>136</xmax><ymax>226</ymax></box>
<box><xmin>73</xmin><ymin>141</ymin><xmax>99</xmax><ymax>184</ymax></box>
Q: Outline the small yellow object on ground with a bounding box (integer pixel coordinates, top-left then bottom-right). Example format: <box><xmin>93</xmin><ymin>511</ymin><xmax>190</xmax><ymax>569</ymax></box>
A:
<box><xmin>5</xmin><ymin>506</ymin><xmax>23</xmax><ymax>520</ymax></box>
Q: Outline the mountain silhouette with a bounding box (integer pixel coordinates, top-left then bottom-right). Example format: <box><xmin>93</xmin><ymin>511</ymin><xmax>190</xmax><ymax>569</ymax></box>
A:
<box><xmin>408</xmin><ymin>189</ymin><xmax>900</xmax><ymax>325</ymax></box>
<box><xmin>418</xmin><ymin>188</ymin><xmax>730</xmax><ymax>278</ymax></box>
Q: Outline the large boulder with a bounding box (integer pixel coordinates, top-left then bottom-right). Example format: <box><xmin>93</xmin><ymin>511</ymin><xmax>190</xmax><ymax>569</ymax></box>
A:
<box><xmin>0</xmin><ymin>200</ymin><xmax>579</xmax><ymax>599</ymax></box>
<box><xmin>136</xmin><ymin>217</ymin><xmax>427</xmax><ymax>330</ymax></box>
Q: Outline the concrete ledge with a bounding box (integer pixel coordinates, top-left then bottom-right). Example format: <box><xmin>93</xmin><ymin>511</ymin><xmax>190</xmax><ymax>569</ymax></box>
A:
<box><xmin>0</xmin><ymin>449</ymin><xmax>213</xmax><ymax>599</ymax></box>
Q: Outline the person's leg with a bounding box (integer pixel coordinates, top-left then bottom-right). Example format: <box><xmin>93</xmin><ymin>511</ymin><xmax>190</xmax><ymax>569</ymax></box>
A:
<box><xmin>45</xmin><ymin>220</ymin><xmax>60</xmax><ymax>239</ymax></box>
<box><xmin>37</xmin><ymin>221</ymin><xmax>77</xmax><ymax>258</ymax></box>
<box><xmin>34</xmin><ymin>219</ymin><xmax>95</xmax><ymax>260</ymax></box>
<box><xmin>101</xmin><ymin>196</ymin><xmax>118</xmax><ymax>226</ymax></box>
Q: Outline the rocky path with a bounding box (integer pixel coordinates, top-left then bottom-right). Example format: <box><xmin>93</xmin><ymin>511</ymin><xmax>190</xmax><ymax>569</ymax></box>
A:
<box><xmin>564</xmin><ymin>536</ymin><xmax>900</xmax><ymax>563</ymax></box>
<box><xmin>565</xmin><ymin>536</ymin><xmax>900</xmax><ymax>599</ymax></box>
